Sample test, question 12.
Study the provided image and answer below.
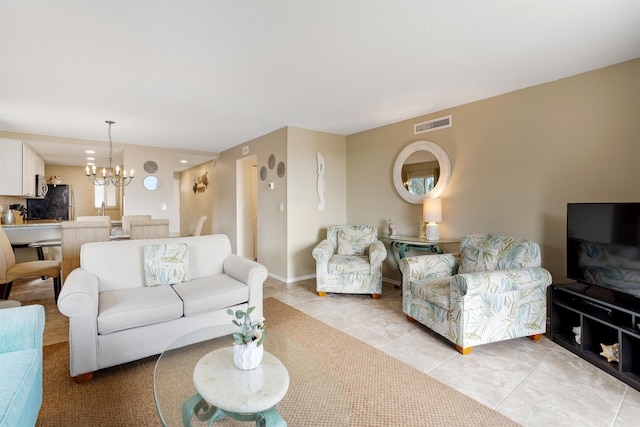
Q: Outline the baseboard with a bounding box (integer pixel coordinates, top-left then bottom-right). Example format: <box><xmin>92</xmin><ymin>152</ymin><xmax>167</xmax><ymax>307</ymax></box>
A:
<box><xmin>271</xmin><ymin>273</ymin><xmax>400</xmax><ymax>287</ymax></box>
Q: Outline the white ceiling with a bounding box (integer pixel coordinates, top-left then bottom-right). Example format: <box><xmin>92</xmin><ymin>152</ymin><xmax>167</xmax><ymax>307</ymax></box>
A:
<box><xmin>1</xmin><ymin>1</ymin><xmax>639</xmax><ymax>168</ymax></box>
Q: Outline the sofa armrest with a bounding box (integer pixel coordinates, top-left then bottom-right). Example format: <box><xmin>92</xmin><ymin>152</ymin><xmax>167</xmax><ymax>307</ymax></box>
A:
<box><xmin>451</xmin><ymin>267</ymin><xmax>552</xmax><ymax>297</ymax></box>
<box><xmin>312</xmin><ymin>239</ymin><xmax>334</xmax><ymax>263</ymax></box>
<box><xmin>0</xmin><ymin>305</ymin><xmax>45</xmax><ymax>354</ymax></box>
<box><xmin>400</xmin><ymin>253</ymin><xmax>460</xmax><ymax>289</ymax></box>
<box><xmin>57</xmin><ymin>268</ymin><xmax>100</xmax><ymax>318</ymax></box>
<box><xmin>369</xmin><ymin>240</ymin><xmax>387</xmax><ymax>267</ymax></box>
<box><xmin>56</xmin><ymin>268</ymin><xmax>100</xmax><ymax>377</ymax></box>
<box><xmin>223</xmin><ymin>254</ymin><xmax>268</xmax><ymax>318</ymax></box>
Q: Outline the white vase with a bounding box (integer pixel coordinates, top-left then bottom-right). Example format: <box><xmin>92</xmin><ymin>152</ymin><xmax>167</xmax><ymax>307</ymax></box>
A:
<box><xmin>233</xmin><ymin>341</ymin><xmax>264</xmax><ymax>370</ymax></box>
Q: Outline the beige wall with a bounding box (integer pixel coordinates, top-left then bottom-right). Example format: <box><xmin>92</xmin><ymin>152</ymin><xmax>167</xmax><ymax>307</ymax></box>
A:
<box><xmin>211</xmin><ymin>128</ymin><xmax>288</xmax><ymax>278</ymax></box>
<box><xmin>287</xmin><ymin>127</ymin><xmax>347</xmax><ymax>279</ymax></box>
<box><xmin>180</xmin><ymin>161</ymin><xmax>215</xmax><ymax>236</ymax></box>
<box><xmin>347</xmin><ymin>58</ymin><xmax>640</xmax><ymax>283</ymax></box>
<box><xmin>210</xmin><ymin>126</ymin><xmax>346</xmax><ymax>281</ymax></box>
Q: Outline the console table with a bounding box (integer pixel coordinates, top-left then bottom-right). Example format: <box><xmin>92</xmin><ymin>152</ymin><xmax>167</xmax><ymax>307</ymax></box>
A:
<box><xmin>382</xmin><ymin>236</ymin><xmax>460</xmax><ymax>271</ymax></box>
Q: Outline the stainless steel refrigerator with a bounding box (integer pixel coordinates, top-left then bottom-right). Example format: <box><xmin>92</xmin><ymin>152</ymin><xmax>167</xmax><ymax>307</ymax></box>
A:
<box><xmin>26</xmin><ymin>184</ymin><xmax>76</xmax><ymax>220</ymax></box>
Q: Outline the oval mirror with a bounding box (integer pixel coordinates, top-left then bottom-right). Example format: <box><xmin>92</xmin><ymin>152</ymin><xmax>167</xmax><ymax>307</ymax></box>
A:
<box><xmin>143</xmin><ymin>175</ymin><xmax>159</xmax><ymax>191</ymax></box>
<box><xmin>392</xmin><ymin>141</ymin><xmax>451</xmax><ymax>203</ymax></box>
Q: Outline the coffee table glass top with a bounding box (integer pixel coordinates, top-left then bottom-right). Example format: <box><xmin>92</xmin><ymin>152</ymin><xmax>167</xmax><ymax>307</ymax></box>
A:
<box><xmin>154</xmin><ymin>327</ymin><xmax>349</xmax><ymax>426</ymax></box>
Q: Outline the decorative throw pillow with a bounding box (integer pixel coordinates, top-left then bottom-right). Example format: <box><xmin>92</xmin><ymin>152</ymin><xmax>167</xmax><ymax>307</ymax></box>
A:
<box><xmin>144</xmin><ymin>243</ymin><xmax>191</xmax><ymax>286</ymax></box>
<box><xmin>336</xmin><ymin>228</ymin><xmax>375</xmax><ymax>256</ymax></box>
<box><xmin>336</xmin><ymin>230</ymin><xmax>355</xmax><ymax>255</ymax></box>
<box><xmin>459</xmin><ymin>245</ymin><xmax>499</xmax><ymax>274</ymax></box>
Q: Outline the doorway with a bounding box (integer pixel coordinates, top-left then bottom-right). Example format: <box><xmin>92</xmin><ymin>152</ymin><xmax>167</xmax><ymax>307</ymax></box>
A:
<box><xmin>236</xmin><ymin>156</ymin><xmax>258</xmax><ymax>260</ymax></box>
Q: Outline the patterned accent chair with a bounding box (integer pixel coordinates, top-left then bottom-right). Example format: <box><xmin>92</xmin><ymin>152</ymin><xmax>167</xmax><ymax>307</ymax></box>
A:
<box><xmin>401</xmin><ymin>233</ymin><xmax>552</xmax><ymax>354</ymax></box>
<box><xmin>312</xmin><ymin>225</ymin><xmax>387</xmax><ymax>298</ymax></box>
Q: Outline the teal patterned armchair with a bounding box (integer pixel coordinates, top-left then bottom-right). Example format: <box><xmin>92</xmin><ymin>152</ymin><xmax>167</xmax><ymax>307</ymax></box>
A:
<box><xmin>401</xmin><ymin>233</ymin><xmax>552</xmax><ymax>354</ymax></box>
<box><xmin>312</xmin><ymin>225</ymin><xmax>387</xmax><ymax>298</ymax></box>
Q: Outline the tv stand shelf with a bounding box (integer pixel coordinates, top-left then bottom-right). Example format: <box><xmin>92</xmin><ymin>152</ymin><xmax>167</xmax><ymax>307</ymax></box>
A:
<box><xmin>551</xmin><ymin>283</ymin><xmax>640</xmax><ymax>391</ymax></box>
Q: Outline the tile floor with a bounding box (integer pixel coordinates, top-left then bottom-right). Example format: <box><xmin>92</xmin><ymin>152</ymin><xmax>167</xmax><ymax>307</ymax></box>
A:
<box><xmin>8</xmin><ymin>276</ymin><xmax>640</xmax><ymax>426</ymax></box>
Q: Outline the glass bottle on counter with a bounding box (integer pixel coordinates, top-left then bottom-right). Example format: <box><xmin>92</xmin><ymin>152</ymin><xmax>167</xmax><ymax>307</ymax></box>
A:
<box><xmin>2</xmin><ymin>205</ymin><xmax>15</xmax><ymax>225</ymax></box>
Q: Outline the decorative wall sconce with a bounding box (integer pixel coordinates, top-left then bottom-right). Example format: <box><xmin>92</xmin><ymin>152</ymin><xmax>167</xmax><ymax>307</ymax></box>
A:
<box><xmin>193</xmin><ymin>172</ymin><xmax>209</xmax><ymax>194</ymax></box>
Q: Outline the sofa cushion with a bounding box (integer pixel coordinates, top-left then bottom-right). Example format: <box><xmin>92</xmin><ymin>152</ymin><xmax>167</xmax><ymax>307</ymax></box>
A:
<box><xmin>0</xmin><ymin>349</ymin><xmax>40</xmax><ymax>426</ymax></box>
<box><xmin>97</xmin><ymin>286</ymin><xmax>184</xmax><ymax>335</ymax></box>
<box><xmin>144</xmin><ymin>243</ymin><xmax>191</xmax><ymax>286</ymax></box>
<box><xmin>410</xmin><ymin>277</ymin><xmax>453</xmax><ymax>310</ymax></box>
<box><xmin>328</xmin><ymin>254</ymin><xmax>371</xmax><ymax>274</ymax></box>
<box><xmin>172</xmin><ymin>274</ymin><xmax>249</xmax><ymax>317</ymax></box>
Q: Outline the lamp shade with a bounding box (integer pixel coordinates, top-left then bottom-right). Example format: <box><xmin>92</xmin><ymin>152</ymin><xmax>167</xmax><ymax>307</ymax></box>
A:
<box><xmin>422</xmin><ymin>197</ymin><xmax>442</xmax><ymax>223</ymax></box>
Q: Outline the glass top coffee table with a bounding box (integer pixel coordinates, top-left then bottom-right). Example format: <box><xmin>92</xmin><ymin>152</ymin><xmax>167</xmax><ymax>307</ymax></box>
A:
<box><xmin>153</xmin><ymin>326</ymin><xmax>349</xmax><ymax>426</ymax></box>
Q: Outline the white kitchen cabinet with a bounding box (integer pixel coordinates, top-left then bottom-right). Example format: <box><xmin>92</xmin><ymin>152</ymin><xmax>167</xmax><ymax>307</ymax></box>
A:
<box><xmin>0</xmin><ymin>138</ymin><xmax>45</xmax><ymax>197</ymax></box>
<box><xmin>23</xmin><ymin>143</ymin><xmax>36</xmax><ymax>196</ymax></box>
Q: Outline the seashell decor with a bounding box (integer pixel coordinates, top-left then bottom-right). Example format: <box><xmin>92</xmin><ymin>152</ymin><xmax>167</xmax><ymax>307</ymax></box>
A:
<box><xmin>572</xmin><ymin>326</ymin><xmax>581</xmax><ymax>345</ymax></box>
<box><xmin>599</xmin><ymin>343</ymin><xmax>619</xmax><ymax>363</ymax></box>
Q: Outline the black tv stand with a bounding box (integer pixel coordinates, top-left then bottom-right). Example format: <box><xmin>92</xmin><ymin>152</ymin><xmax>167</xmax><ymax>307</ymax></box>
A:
<box><xmin>551</xmin><ymin>283</ymin><xmax>640</xmax><ymax>391</ymax></box>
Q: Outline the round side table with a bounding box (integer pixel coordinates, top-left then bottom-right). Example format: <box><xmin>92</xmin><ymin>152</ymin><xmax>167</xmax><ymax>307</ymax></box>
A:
<box><xmin>185</xmin><ymin>347</ymin><xmax>289</xmax><ymax>426</ymax></box>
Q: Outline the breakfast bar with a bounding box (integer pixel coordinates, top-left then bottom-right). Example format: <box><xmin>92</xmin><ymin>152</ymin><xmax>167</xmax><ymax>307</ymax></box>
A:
<box><xmin>3</xmin><ymin>220</ymin><xmax>123</xmax><ymax>260</ymax></box>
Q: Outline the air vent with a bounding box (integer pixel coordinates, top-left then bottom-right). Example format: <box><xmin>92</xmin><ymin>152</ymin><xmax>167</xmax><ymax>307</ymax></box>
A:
<box><xmin>414</xmin><ymin>115</ymin><xmax>452</xmax><ymax>134</ymax></box>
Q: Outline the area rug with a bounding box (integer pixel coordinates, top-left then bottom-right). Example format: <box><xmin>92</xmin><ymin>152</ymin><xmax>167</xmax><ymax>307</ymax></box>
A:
<box><xmin>37</xmin><ymin>298</ymin><xmax>519</xmax><ymax>426</ymax></box>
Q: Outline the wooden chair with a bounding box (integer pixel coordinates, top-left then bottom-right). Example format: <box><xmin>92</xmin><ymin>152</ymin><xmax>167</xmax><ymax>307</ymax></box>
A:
<box><xmin>129</xmin><ymin>219</ymin><xmax>170</xmax><ymax>240</ymax></box>
<box><xmin>60</xmin><ymin>221</ymin><xmax>111</xmax><ymax>283</ymax></box>
<box><xmin>122</xmin><ymin>215</ymin><xmax>152</xmax><ymax>235</ymax></box>
<box><xmin>0</xmin><ymin>225</ymin><xmax>61</xmax><ymax>300</ymax></box>
<box><xmin>77</xmin><ymin>216</ymin><xmax>112</xmax><ymax>235</ymax></box>
<box><xmin>187</xmin><ymin>215</ymin><xmax>207</xmax><ymax>236</ymax></box>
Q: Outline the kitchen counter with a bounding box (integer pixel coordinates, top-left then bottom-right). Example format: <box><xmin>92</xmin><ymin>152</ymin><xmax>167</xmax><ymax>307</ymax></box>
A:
<box><xmin>2</xmin><ymin>219</ymin><xmax>122</xmax><ymax>245</ymax></box>
<box><xmin>2</xmin><ymin>219</ymin><xmax>64</xmax><ymax>227</ymax></box>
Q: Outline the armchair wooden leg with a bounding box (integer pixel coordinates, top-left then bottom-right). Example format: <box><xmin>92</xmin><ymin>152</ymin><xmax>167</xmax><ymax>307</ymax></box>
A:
<box><xmin>371</xmin><ymin>293</ymin><xmax>381</xmax><ymax>299</ymax></box>
<box><xmin>317</xmin><ymin>292</ymin><xmax>326</xmax><ymax>297</ymax></box>
<box><xmin>527</xmin><ymin>333</ymin><xmax>543</xmax><ymax>341</ymax></box>
<box><xmin>455</xmin><ymin>345</ymin><xmax>473</xmax><ymax>355</ymax></box>
<box><xmin>406</xmin><ymin>315</ymin><xmax>417</xmax><ymax>322</ymax></box>
<box><xmin>74</xmin><ymin>372</ymin><xmax>94</xmax><ymax>383</ymax></box>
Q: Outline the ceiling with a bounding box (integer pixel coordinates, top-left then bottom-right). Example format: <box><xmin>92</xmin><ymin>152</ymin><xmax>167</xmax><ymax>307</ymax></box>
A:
<box><xmin>1</xmin><ymin>1</ymin><xmax>639</xmax><ymax>168</ymax></box>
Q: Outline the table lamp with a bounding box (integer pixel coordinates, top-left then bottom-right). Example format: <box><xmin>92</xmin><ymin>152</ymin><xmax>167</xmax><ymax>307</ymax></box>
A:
<box><xmin>423</xmin><ymin>197</ymin><xmax>442</xmax><ymax>241</ymax></box>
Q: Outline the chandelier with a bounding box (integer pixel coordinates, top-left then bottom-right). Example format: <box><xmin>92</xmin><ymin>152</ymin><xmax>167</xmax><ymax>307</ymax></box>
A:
<box><xmin>86</xmin><ymin>120</ymin><xmax>134</xmax><ymax>187</ymax></box>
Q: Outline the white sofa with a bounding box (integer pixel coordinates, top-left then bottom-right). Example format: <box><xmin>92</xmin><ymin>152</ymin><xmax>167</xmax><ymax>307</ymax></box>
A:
<box><xmin>57</xmin><ymin>234</ymin><xmax>268</xmax><ymax>381</ymax></box>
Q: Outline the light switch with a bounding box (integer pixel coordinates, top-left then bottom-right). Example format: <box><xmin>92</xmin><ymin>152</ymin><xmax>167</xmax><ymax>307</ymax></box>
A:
<box><xmin>279</xmin><ymin>203</ymin><xmax>284</xmax><ymax>212</ymax></box>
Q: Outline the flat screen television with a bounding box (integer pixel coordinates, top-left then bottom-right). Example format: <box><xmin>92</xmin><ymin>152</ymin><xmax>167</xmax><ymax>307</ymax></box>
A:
<box><xmin>567</xmin><ymin>202</ymin><xmax>640</xmax><ymax>299</ymax></box>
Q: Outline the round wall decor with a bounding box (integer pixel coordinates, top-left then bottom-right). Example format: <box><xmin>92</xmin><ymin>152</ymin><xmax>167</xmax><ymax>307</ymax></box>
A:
<box><xmin>260</xmin><ymin>166</ymin><xmax>267</xmax><ymax>181</ymax></box>
<box><xmin>143</xmin><ymin>161</ymin><xmax>158</xmax><ymax>174</ymax></box>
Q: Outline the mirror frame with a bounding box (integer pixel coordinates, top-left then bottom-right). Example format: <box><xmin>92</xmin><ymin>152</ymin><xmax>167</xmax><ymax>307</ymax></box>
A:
<box><xmin>392</xmin><ymin>140</ymin><xmax>451</xmax><ymax>203</ymax></box>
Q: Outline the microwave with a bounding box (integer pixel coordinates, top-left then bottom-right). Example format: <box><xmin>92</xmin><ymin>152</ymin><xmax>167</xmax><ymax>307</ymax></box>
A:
<box><xmin>35</xmin><ymin>175</ymin><xmax>48</xmax><ymax>197</ymax></box>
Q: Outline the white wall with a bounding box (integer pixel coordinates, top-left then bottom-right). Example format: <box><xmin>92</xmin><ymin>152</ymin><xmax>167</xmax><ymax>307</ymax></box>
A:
<box><xmin>123</xmin><ymin>145</ymin><xmax>178</xmax><ymax>235</ymax></box>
